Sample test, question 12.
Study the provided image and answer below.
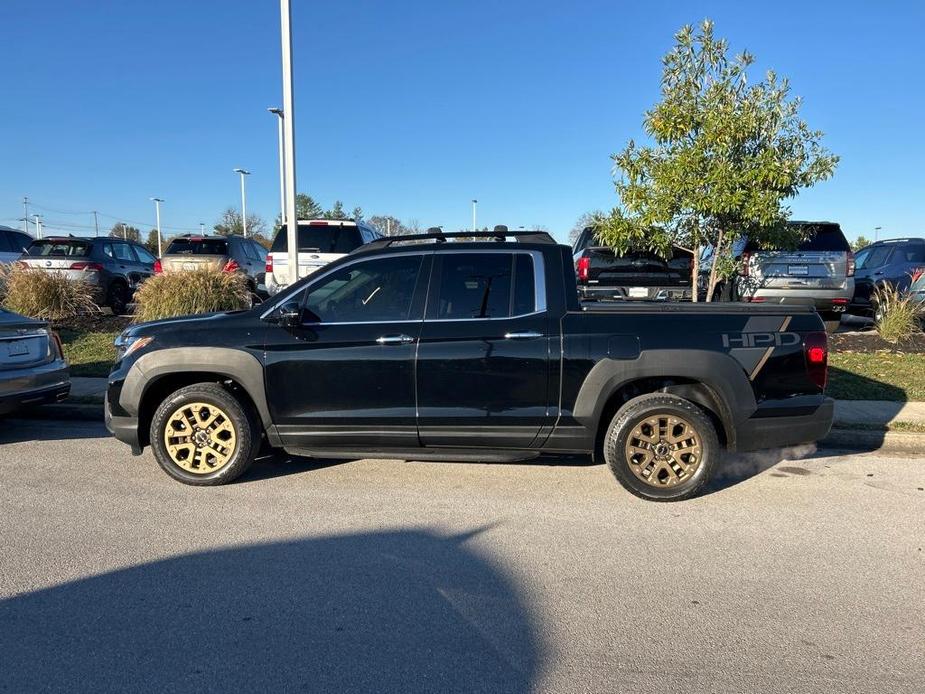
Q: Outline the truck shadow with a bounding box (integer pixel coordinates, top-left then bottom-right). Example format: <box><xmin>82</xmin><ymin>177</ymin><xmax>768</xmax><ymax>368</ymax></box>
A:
<box><xmin>0</xmin><ymin>529</ymin><xmax>541</xmax><ymax>693</ymax></box>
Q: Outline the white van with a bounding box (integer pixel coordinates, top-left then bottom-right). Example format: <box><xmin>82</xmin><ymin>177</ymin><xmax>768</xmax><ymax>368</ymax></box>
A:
<box><xmin>265</xmin><ymin>220</ymin><xmax>382</xmax><ymax>295</ymax></box>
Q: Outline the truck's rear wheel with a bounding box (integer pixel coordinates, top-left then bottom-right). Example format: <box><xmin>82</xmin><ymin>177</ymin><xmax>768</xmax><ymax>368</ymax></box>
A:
<box><xmin>150</xmin><ymin>383</ymin><xmax>260</xmax><ymax>486</ymax></box>
<box><xmin>603</xmin><ymin>393</ymin><xmax>719</xmax><ymax>501</ymax></box>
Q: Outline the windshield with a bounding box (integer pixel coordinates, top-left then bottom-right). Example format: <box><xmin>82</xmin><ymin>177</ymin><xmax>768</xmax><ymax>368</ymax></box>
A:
<box><xmin>165</xmin><ymin>238</ymin><xmax>229</xmax><ymax>255</ymax></box>
<box><xmin>271</xmin><ymin>224</ymin><xmax>363</xmax><ymax>254</ymax></box>
<box><xmin>25</xmin><ymin>240</ymin><xmax>91</xmax><ymax>257</ymax></box>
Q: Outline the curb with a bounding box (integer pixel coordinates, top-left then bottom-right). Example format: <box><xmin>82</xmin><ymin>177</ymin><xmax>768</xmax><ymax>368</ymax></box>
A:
<box><xmin>820</xmin><ymin>428</ymin><xmax>924</xmax><ymax>456</ymax></box>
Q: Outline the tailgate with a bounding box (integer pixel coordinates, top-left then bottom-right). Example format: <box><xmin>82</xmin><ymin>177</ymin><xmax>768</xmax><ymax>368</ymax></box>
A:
<box><xmin>270</xmin><ymin>251</ymin><xmax>342</xmax><ymax>284</ymax></box>
<box><xmin>0</xmin><ymin>321</ymin><xmax>49</xmax><ymax>370</ymax></box>
<box><xmin>752</xmin><ymin>251</ymin><xmax>847</xmax><ymax>289</ymax></box>
<box><xmin>585</xmin><ymin>248</ymin><xmax>690</xmax><ymax>288</ymax></box>
<box><xmin>161</xmin><ymin>255</ymin><xmax>226</xmax><ymax>272</ymax></box>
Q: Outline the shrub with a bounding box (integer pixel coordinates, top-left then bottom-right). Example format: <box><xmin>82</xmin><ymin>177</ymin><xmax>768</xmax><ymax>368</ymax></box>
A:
<box><xmin>1</xmin><ymin>265</ymin><xmax>98</xmax><ymax>320</ymax></box>
<box><xmin>873</xmin><ymin>284</ymin><xmax>922</xmax><ymax>345</ymax></box>
<box><xmin>133</xmin><ymin>267</ymin><xmax>250</xmax><ymax>323</ymax></box>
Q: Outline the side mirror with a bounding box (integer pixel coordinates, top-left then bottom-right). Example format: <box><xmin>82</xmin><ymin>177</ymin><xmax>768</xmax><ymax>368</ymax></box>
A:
<box><xmin>269</xmin><ymin>301</ymin><xmax>302</xmax><ymax>328</ymax></box>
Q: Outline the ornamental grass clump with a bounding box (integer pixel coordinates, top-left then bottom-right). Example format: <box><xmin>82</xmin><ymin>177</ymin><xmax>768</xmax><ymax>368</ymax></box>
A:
<box><xmin>873</xmin><ymin>283</ymin><xmax>922</xmax><ymax>345</ymax></box>
<box><xmin>133</xmin><ymin>267</ymin><xmax>250</xmax><ymax>323</ymax></box>
<box><xmin>1</xmin><ymin>264</ymin><xmax>98</xmax><ymax>320</ymax></box>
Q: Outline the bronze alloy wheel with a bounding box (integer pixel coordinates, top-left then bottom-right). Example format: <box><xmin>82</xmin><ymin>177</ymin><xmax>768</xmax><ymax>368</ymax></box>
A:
<box><xmin>162</xmin><ymin>402</ymin><xmax>237</xmax><ymax>474</ymax></box>
<box><xmin>623</xmin><ymin>413</ymin><xmax>703</xmax><ymax>488</ymax></box>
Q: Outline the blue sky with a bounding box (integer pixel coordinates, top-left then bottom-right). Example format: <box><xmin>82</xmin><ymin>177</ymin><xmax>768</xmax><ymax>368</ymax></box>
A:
<box><xmin>1</xmin><ymin>0</ymin><xmax>923</xmax><ymax>244</ymax></box>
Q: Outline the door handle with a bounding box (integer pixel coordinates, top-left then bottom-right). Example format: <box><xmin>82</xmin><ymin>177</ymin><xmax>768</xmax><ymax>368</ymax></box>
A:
<box><xmin>504</xmin><ymin>331</ymin><xmax>543</xmax><ymax>340</ymax></box>
<box><xmin>375</xmin><ymin>334</ymin><xmax>414</xmax><ymax>345</ymax></box>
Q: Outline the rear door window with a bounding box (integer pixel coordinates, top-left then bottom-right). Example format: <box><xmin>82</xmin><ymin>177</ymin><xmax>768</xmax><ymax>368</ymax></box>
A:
<box><xmin>434</xmin><ymin>253</ymin><xmax>514</xmax><ymax>320</ymax></box>
<box><xmin>900</xmin><ymin>245</ymin><xmax>925</xmax><ymax>263</ymax></box>
<box><xmin>112</xmin><ymin>243</ymin><xmax>136</xmax><ymax>262</ymax></box>
<box><xmin>856</xmin><ymin>247</ymin><xmax>892</xmax><ymax>270</ymax></box>
<box><xmin>166</xmin><ymin>238</ymin><xmax>229</xmax><ymax>255</ymax></box>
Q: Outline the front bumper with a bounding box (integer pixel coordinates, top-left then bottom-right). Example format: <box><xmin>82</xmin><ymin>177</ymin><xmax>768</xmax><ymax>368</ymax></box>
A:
<box><xmin>735</xmin><ymin>398</ymin><xmax>834</xmax><ymax>452</ymax></box>
<box><xmin>104</xmin><ymin>391</ymin><xmax>142</xmax><ymax>455</ymax></box>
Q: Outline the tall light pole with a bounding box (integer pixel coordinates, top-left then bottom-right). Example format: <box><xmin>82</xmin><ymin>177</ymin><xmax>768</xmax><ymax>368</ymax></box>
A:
<box><xmin>268</xmin><ymin>107</ymin><xmax>286</xmax><ymax>226</ymax></box>
<box><xmin>122</xmin><ymin>223</ymin><xmax>127</xmax><ymax>240</ymax></box>
<box><xmin>199</xmin><ymin>222</ymin><xmax>205</xmax><ymax>235</ymax></box>
<box><xmin>150</xmin><ymin>198</ymin><xmax>164</xmax><ymax>256</ymax></box>
<box><xmin>22</xmin><ymin>196</ymin><xmax>30</xmax><ymax>235</ymax></box>
<box><xmin>233</xmin><ymin>168</ymin><xmax>251</xmax><ymax>237</ymax></box>
<box><xmin>874</xmin><ymin>226</ymin><xmax>882</xmax><ymax>242</ymax></box>
<box><xmin>33</xmin><ymin>214</ymin><xmax>43</xmax><ymax>240</ymax></box>
<box><xmin>280</xmin><ymin>0</ymin><xmax>299</xmax><ymax>285</ymax></box>
<box><xmin>471</xmin><ymin>199</ymin><xmax>478</xmax><ymax>232</ymax></box>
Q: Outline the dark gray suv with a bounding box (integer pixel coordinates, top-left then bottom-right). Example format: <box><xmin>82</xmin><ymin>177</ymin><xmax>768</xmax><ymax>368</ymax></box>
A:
<box><xmin>849</xmin><ymin>237</ymin><xmax>925</xmax><ymax>318</ymax></box>
<box><xmin>20</xmin><ymin>237</ymin><xmax>157</xmax><ymax>314</ymax></box>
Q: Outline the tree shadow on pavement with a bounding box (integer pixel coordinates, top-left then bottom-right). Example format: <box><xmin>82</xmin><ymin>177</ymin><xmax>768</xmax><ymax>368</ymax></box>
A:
<box><xmin>0</xmin><ymin>529</ymin><xmax>541</xmax><ymax>693</ymax></box>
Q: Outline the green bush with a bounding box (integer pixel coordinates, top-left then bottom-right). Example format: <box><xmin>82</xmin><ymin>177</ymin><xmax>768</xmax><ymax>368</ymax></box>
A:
<box><xmin>1</xmin><ymin>265</ymin><xmax>98</xmax><ymax>320</ymax></box>
<box><xmin>133</xmin><ymin>267</ymin><xmax>250</xmax><ymax>323</ymax></box>
<box><xmin>874</xmin><ymin>284</ymin><xmax>922</xmax><ymax>345</ymax></box>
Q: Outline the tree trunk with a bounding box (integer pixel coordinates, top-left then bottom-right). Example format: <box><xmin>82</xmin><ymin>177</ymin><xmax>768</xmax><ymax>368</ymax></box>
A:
<box><xmin>691</xmin><ymin>244</ymin><xmax>700</xmax><ymax>303</ymax></box>
<box><xmin>706</xmin><ymin>228</ymin><xmax>724</xmax><ymax>303</ymax></box>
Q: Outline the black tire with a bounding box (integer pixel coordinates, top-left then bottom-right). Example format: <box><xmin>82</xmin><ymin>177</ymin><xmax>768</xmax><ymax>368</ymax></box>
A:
<box><xmin>149</xmin><ymin>383</ymin><xmax>261</xmax><ymax>486</ymax></box>
<box><xmin>603</xmin><ymin>393</ymin><xmax>720</xmax><ymax>502</ymax></box>
<box><xmin>821</xmin><ymin>312</ymin><xmax>841</xmax><ymax>333</ymax></box>
<box><xmin>107</xmin><ymin>281</ymin><xmax>129</xmax><ymax>316</ymax></box>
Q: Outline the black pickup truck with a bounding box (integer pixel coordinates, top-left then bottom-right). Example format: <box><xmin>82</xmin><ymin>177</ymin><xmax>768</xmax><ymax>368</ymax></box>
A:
<box><xmin>106</xmin><ymin>231</ymin><xmax>833</xmax><ymax>501</ymax></box>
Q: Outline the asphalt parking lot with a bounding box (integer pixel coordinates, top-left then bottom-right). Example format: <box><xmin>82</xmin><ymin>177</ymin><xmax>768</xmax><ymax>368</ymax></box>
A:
<box><xmin>1</xmin><ymin>418</ymin><xmax>923</xmax><ymax>693</ymax></box>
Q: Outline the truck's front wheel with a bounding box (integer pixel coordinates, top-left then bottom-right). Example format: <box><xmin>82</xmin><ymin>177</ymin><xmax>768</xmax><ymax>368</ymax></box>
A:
<box><xmin>603</xmin><ymin>393</ymin><xmax>719</xmax><ymax>501</ymax></box>
<box><xmin>149</xmin><ymin>383</ymin><xmax>260</xmax><ymax>486</ymax></box>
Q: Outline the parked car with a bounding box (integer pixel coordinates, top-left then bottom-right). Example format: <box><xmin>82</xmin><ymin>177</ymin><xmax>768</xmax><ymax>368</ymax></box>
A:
<box><xmin>0</xmin><ymin>225</ymin><xmax>32</xmax><ymax>267</ymax></box>
<box><xmin>0</xmin><ymin>307</ymin><xmax>69</xmax><ymax>415</ymax></box>
<box><xmin>19</xmin><ymin>236</ymin><xmax>157</xmax><ymax>314</ymax></box>
<box><xmin>848</xmin><ymin>237</ymin><xmax>925</xmax><ymax>319</ymax></box>
<box><xmin>909</xmin><ymin>269</ymin><xmax>925</xmax><ymax>319</ymax></box>
<box><xmin>106</xmin><ymin>230</ymin><xmax>832</xmax><ymax>502</ymax></box>
<box><xmin>156</xmin><ymin>234</ymin><xmax>268</xmax><ymax>297</ymax></box>
<box><xmin>572</xmin><ymin>227</ymin><xmax>693</xmax><ymax>301</ymax></box>
<box><xmin>265</xmin><ymin>220</ymin><xmax>382</xmax><ymax>295</ymax></box>
<box><xmin>731</xmin><ymin>221</ymin><xmax>855</xmax><ymax>331</ymax></box>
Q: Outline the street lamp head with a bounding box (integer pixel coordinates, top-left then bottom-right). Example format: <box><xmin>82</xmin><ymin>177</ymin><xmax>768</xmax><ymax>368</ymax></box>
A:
<box><xmin>233</xmin><ymin>168</ymin><xmax>251</xmax><ymax>175</ymax></box>
<box><xmin>267</xmin><ymin>107</ymin><xmax>283</xmax><ymax>116</ymax></box>
<box><xmin>150</xmin><ymin>197</ymin><xmax>163</xmax><ymax>203</ymax></box>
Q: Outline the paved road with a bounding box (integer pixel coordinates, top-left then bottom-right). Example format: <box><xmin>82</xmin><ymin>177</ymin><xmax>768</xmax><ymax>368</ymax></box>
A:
<box><xmin>1</xmin><ymin>419</ymin><xmax>922</xmax><ymax>693</ymax></box>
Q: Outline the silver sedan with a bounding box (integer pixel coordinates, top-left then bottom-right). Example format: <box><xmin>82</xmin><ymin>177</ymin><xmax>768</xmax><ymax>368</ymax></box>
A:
<box><xmin>0</xmin><ymin>308</ymin><xmax>69</xmax><ymax>415</ymax></box>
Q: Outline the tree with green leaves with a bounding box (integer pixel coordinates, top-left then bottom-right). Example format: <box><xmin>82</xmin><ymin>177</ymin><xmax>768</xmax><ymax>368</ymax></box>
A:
<box><xmin>109</xmin><ymin>222</ymin><xmax>141</xmax><ymax>242</ymax></box>
<box><xmin>852</xmin><ymin>235</ymin><xmax>871</xmax><ymax>251</ymax></box>
<box><xmin>326</xmin><ymin>201</ymin><xmax>348</xmax><ymax>220</ymax></box>
<box><xmin>368</xmin><ymin>215</ymin><xmax>407</xmax><ymax>236</ymax></box>
<box><xmin>144</xmin><ymin>229</ymin><xmax>161</xmax><ymax>256</ymax></box>
<box><xmin>598</xmin><ymin>19</ymin><xmax>839</xmax><ymax>301</ymax></box>
<box><xmin>213</xmin><ymin>207</ymin><xmax>267</xmax><ymax>238</ymax></box>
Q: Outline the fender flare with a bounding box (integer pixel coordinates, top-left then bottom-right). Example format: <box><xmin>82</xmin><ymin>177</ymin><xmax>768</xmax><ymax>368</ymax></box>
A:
<box><xmin>571</xmin><ymin>350</ymin><xmax>756</xmax><ymax>449</ymax></box>
<box><xmin>119</xmin><ymin>347</ymin><xmax>271</xmax><ymax>429</ymax></box>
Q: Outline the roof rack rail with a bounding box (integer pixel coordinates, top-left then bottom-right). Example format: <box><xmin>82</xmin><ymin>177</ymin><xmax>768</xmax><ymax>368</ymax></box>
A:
<box><xmin>359</xmin><ymin>229</ymin><xmax>557</xmax><ymax>252</ymax></box>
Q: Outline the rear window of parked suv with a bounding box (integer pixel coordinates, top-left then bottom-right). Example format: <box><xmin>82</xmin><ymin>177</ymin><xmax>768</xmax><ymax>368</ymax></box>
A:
<box><xmin>271</xmin><ymin>224</ymin><xmax>363</xmax><ymax>254</ymax></box>
<box><xmin>165</xmin><ymin>238</ymin><xmax>229</xmax><ymax>255</ymax></box>
<box><xmin>26</xmin><ymin>239</ymin><xmax>91</xmax><ymax>257</ymax></box>
<box><xmin>742</xmin><ymin>223</ymin><xmax>850</xmax><ymax>253</ymax></box>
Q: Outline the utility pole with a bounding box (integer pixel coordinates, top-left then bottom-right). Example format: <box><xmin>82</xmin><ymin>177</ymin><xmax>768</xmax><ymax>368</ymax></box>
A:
<box><xmin>22</xmin><ymin>197</ymin><xmax>30</xmax><ymax>235</ymax></box>
<box><xmin>280</xmin><ymin>0</ymin><xmax>299</xmax><ymax>286</ymax></box>
<box><xmin>92</xmin><ymin>210</ymin><xmax>100</xmax><ymax>237</ymax></box>
<box><xmin>200</xmin><ymin>222</ymin><xmax>205</xmax><ymax>235</ymax></box>
<box><xmin>233</xmin><ymin>168</ymin><xmax>251</xmax><ymax>237</ymax></box>
<box><xmin>122</xmin><ymin>223</ymin><xmax>127</xmax><ymax>240</ymax></box>
<box><xmin>386</xmin><ymin>218</ymin><xmax>391</xmax><ymax>236</ymax></box>
<box><xmin>472</xmin><ymin>199</ymin><xmax>478</xmax><ymax>232</ymax></box>
<box><xmin>268</xmin><ymin>107</ymin><xmax>286</xmax><ymax>226</ymax></box>
<box><xmin>150</xmin><ymin>198</ymin><xmax>164</xmax><ymax>256</ymax></box>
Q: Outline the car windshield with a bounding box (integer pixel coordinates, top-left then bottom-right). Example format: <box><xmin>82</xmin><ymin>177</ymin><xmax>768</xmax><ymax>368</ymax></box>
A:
<box><xmin>165</xmin><ymin>238</ymin><xmax>229</xmax><ymax>255</ymax></box>
<box><xmin>25</xmin><ymin>240</ymin><xmax>91</xmax><ymax>257</ymax></box>
<box><xmin>271</xmin><ymin>224</ymin><xmax>364</xmax><ymax>254</ymax></box>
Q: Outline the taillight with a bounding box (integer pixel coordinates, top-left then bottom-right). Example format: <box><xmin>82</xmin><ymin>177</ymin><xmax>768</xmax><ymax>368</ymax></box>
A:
<box><xmin>265</xmin><ymin>254</ymin><xmax>274</xmax><ymax>274</ymax></box>
<box><xmin>51</xmin><ymin>331</ymin><xmax>64</xmax><ymax>359</ymax></box>
<box><xmin>804</xmin><ymin>331</ymin><xmax>828</xmax><ymax>390</ymax></box>
<box><xmin>741</xmin><ymin>251</ymin><xmax>751</xmax><ymax>277</ymax></box>
<box><xmin>576</xmin><ymin>256</ymin><xmax>591</xmax><ymax>282</ymax></box>
<box><xmin>846</xmin><ymin>250</ymin><xmax>855</xmax><ymax>277</ymax></box>
<box><xmin>69</xmin><ymin>261</ymin><xmax>104</xmax><ymax>271</ymax></box>
<box><xmin>223</xmin><ymin>259</ymin><xmax>240</xmax><ymax>273</ymax></box>
<box><xmin>911</xmin><ymin>268</ymin><xmax>924</xmax><ymax>283</ymax></box>
<box><xmin>153</xmin><ymin>259</ymin><xmax>163</xmax><ymax>274</ymax></box>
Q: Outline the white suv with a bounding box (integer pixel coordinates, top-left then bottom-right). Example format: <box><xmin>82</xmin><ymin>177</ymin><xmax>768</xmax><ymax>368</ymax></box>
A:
<box><xmin>265</xmin><ymin>219</ymin><xmax>382</xmax><ymax>295</ymax></box>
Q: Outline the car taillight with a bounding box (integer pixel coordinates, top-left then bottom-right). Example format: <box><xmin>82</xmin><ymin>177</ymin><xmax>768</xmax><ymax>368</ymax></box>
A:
<box><xmin>804</xmin><ymin>331</ymin><xmax>828</xmax><ymax>390</ymax></box>
<box><xmin>741</xmin><ymin>251</ymin><xmax>751</xmax><ymax>277</ymax></box>
<box><xmin>51</xmin><ymin>331</ymin><xmax>64</xmax><ymax>358</ymax></box>
<box><xmin>846</xmin><ymin>250</ymin><xmax>855</xmax><ymax>277</ymax></box>
<box><xmin>266</xmin><ymin>254</ymin><xmax>273</xmax><ymax>273</ymax></box>
<box><xmin>223</xmin><ymin>259</ymin><xmax>240</xmax><ymax>273</ymax></box>
<box><xmin>69</xmin><ymin>261</ymin><xmax>104</xmax><ymax>271</ymax></box>
<box><xmin>576</xmin><ymin>256</ymin><xmax>591</xmax><ymax>282</ymax></box>
<box><xmin>153</xmin><ymin>259</ymin><xmax>163</xmax><ymax>274</ymax></box>
<box><xmin>911</xmin><ymin>268</ymin><xmax>925</xmax><ymax>283</ymax></box>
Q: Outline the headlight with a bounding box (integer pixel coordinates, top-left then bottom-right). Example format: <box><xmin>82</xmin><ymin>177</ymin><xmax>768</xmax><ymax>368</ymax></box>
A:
<box><xmin>114</xmin><ymin>334</ymin><xmax>154</xmax><ymax>360</ymax></box>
